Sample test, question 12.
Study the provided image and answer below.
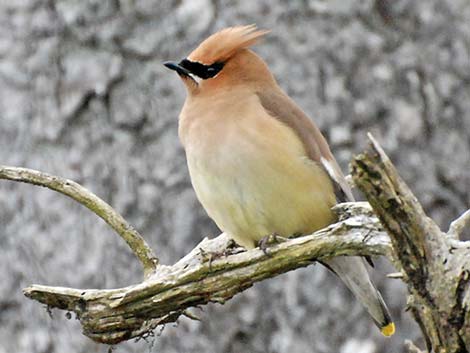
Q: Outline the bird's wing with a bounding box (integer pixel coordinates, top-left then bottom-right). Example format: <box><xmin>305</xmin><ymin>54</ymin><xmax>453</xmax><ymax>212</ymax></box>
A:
<box><xmin>257</xmin><ymin>88</ymin><xmax>374</xmax><ymax>266</ymax></box>
<box><xmin>256</xmin><ymin>88</ymin><xmax>394</xmax><ymax>335</ymax></box>
<box><xmin>256</xmin><ymin>88</ymin><xmax>354</xmax><ymax>202</ymax></box>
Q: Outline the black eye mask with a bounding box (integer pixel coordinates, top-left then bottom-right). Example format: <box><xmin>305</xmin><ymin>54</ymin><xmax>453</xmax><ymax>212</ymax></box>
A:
<box><xmin>179</xmin><ymin>59</ymin><xmax>224</xmax><ymax>79</ymax></box>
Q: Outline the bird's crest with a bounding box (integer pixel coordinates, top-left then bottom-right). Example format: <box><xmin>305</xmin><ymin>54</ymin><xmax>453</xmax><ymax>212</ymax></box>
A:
<box><xmin>188</xmin><ymin>25</ymin><xmax>269</xmax><ymax>65</ymax></box>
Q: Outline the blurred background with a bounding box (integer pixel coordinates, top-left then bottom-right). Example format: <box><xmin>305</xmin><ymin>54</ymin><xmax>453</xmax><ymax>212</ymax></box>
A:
<box><xmin>1</xmin><ymin>0</ymin><xmax>469</xmax><ymax>352</ymax></box>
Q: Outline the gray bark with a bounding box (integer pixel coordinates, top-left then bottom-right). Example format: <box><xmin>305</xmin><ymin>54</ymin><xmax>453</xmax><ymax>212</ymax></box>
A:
<box><xmin>352</xmin><ymin>135</ymin><xmax>470</xmax><ymax>352</ymax></box>
<box><xmin>1</xmin><ymin>1</ymin><xmax>469</xmax><ymax>352</ymax></box>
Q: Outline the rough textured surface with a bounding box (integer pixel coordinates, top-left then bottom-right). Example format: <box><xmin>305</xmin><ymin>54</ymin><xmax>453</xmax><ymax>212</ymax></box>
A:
<box><xmin>0</xmin><ymin>1</ymin><xmax>469</xmax><ymax>352</ymax></box>
<box><xmin>352</xmin><ymin>136</ymin><xmax>470</xmax><ymax>352</ymax></box>
<box><xmin>21</xmin><ymin>203</ymin><xmax>392</xmax><ymax>345</ymax></box>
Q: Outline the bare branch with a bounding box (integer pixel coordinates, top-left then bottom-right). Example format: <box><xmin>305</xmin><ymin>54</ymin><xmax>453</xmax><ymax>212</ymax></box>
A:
<box><xmin>5</xmin><ymin>137</ymin><xmax>470</xmax><ymax>351</ymax></box>
<box><xmin>405</xmin><ymin>340</ymin><xmax>427</xmax><ymax>353</ymax></box>
<box><xmin>22</xmin><ymin>202</ymin><xmax>390</xmax><ymax>344</ymax></box>
<box><xmin>0</xmin><ymin>165</ymin><xmax>158</xmax><ymax>277</ymax></box>
<box><xmin>351</xmin><ymin>133</ymin><xmax>470</xmax><ymax>353</ymax></box>
<box><xmin>447</xmin><ymin>209</ymin><xmax>470</xmax><ymax>240</ymax></box>
<box><xmin>386</xmin><ymin>272</ymin><xmax>404</xmax><ymax>279</ymax></box>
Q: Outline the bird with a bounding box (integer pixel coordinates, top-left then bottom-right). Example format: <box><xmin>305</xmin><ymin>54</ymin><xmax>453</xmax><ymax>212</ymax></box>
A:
<box><xmin>164</xmin><ymin>25</ymin><xmax>395</xmax><ymax>337</ymax></box>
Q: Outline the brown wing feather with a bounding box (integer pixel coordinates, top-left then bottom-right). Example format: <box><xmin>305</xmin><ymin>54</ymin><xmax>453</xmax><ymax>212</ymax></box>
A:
<box><xmin>256</xmin><ymin>88</ymin><xmax>354</xmax><ymax>203</ymax></box>
<box><xmin>257</xmin><ymin>88</ymin><xmax>375</xmax><ymax>266</ymax></box>
<box><xmin>258</xmin><ymin>88</ymin><xmax>386</xmax><ymax>320</ymax></box>
<box><xmin>257</xmin><ymin>88</ymin><xmax>380</xmax><ymax>282</ymax></box>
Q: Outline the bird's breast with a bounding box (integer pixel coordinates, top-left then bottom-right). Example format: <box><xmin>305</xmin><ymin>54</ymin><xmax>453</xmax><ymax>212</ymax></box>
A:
<box><xmin>179</xmin><ymin>94</ymin><xmax>336</xmax><ymax>248</ymax></box>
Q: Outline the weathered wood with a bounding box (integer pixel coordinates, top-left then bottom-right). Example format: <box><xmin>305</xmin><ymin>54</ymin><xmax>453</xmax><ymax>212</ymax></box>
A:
<box><xmin>3</xmin><ymin>136</ymin><xmax>470</xmax><ymax>350</ymax></box>
<box><xmin>351</xmin><ymin>134</ymin><xmax>470</xmax><ymax>353</ymax></box>
<box><xmin>23</xmin><ymin>202</ymin><xmax>390</xmax><ymax>344</ymax></box>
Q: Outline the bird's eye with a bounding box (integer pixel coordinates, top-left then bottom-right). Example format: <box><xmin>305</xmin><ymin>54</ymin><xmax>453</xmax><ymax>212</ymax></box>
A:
<box><xmin>179</xmin><ymin>59</ymin><xmax>224</xmax><ymax>80</ymax></box>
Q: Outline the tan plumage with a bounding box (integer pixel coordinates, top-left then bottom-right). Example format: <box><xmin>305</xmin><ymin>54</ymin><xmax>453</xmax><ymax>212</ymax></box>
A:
<box><xmin>165</xmin><ymin>25</ymin><xmax>395</xmax><ymax>336</ymax></box>
<box><xmin>187</xmin><ymin>24</ymin><xmax>270</xmax><ymax>65</ymax></box>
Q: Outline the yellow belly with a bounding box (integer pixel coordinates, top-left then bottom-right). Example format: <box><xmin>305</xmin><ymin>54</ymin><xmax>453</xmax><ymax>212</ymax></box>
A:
<box><xmin>184</xmin><ymin>109</ymin><xmax>336</xmax><ymax>249</ymax></box>
<box><xmin>188</xmin><ymin>156</ymin><xmax>335</xmax><ymax>249</ymax></box>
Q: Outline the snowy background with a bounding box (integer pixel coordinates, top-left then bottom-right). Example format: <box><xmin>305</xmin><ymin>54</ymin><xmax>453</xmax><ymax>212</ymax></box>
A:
<box><xmin>1</xmin><ymin>1</ymin><xmax>469</xmax><ymax>352</ymax></box>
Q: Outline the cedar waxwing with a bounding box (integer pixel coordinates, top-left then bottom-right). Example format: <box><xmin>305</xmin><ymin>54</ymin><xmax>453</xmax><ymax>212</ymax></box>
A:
<box><xmin>164</xmin><ymin>25</ymin><xmax>395</xmax><ymax>337</ymax></box>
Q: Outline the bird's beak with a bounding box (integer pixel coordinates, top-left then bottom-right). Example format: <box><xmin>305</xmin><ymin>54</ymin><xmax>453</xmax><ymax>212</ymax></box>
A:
<box><xmin>163</xmin><ymin>60</ymin><xmax>200</xmax><ymax>92</ymax></box>
<box><xmin>163</xmin><ymin>61</ymin><xmax>192</xmax><ymax>78</ymax></box>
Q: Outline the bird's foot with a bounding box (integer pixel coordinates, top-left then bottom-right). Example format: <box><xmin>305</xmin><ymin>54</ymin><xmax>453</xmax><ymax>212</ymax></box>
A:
<box><xmin>222</xmin><ymin>239</ymin><xmax>245</xmax><ymax>256</ymax></box>
<box><xmin>257</xmin><ymin>233</ymin><xmax>288</xmax><ymax>256</ymax></box>
<box><xmin>199</xmin><ymin>239</ymin><xmax>244</xmax><ymax>269</ymax></box>
<box><xmin>198</xmin><ymin>248</ymin><xmax>222</xmax><ymax>270</ymax></box>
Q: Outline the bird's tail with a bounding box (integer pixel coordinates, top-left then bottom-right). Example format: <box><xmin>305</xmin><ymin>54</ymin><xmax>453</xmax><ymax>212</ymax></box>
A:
<box><xmin>322</xmin><ymin>256</ymin><xmax>395</xmax><ymax>336</ymax></box>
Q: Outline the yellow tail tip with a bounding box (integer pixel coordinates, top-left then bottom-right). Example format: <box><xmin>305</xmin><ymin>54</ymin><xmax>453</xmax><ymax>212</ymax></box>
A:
<box><xmin>381</xmin><ymin>322</ymin><xmax>395</xmax><ymax>337</ymax></box>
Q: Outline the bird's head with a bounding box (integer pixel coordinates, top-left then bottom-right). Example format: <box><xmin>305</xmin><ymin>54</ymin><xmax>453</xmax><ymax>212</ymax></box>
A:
<box><xmin>164</xmin><ymin>25</ymin><xmax>272</xmax><ymax>95</ymax></box>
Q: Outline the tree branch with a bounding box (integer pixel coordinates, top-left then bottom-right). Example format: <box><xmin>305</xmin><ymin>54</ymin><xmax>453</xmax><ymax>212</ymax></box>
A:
<box><xmin>22</xmin><ymin>201</ymin><xmax>390</xmax><ymax>344</ymax></box>
<box><xmin>351</xmin><ymin>133</ymin><xmax>470</xmax><ymax>353</ymax></box>
<box><xmin>3</xmin><ymin>136</ymin><xmax>469</xmax><ymax>351</ymax></box>
<box><xmin>0</xmin><ymin>165</ymin><xmax>158</xmax><ymax>277</ymax></box>
<box><xmin>447</xmin><ymin>209</ymin><xmax>470</xmax><ymax>241</ymax></box>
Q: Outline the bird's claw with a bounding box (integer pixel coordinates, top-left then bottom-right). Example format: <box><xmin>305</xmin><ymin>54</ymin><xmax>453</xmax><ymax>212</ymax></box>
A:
<box><xmin>257</xmin><ymin>233</ymin><xmax>287</xmax><ymax>256</ymax></box>
<box><xmin>198</xmin><ymin>240</ymin><xmax>245</xmax><ymax>269</ymax></box>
